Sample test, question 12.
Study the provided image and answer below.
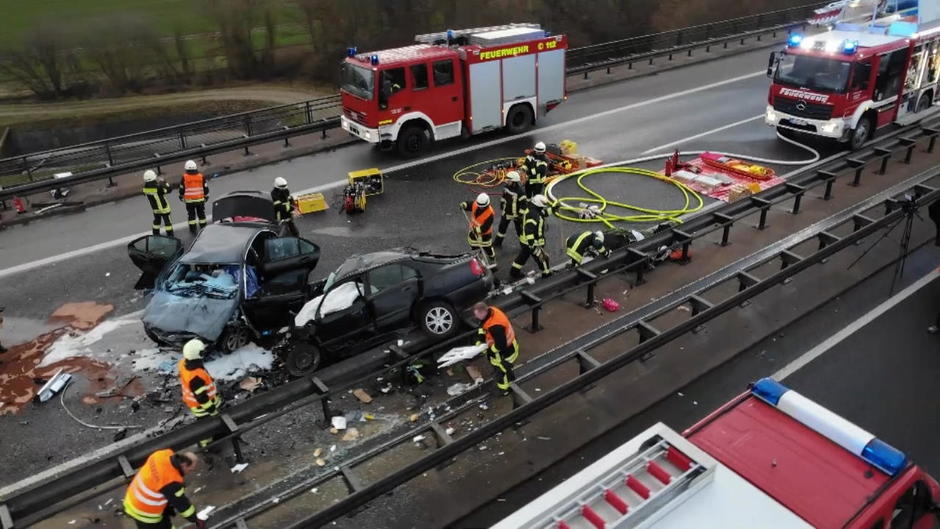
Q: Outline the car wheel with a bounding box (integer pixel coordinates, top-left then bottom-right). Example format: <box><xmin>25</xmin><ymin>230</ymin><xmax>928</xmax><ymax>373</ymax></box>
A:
<box><xmin>849</xmin><ymin>116</ymin><xmax>872</xmax><ymax>151</ymax></box>
<box><xmin>397</xmin><ymin>125</ymin><xmax>430</xmax><ymax>158</ymax></box>
<box><xmin>220</xmin><ymin>327</ymin><xmax>250</xmax><ymax>355</ymax></box>
<box><xmin>285</xmin><ymin>343</ymin><xmax>321</xmax><ymax>377</ymax></box>
<box><xmin>505</xmin><ymin>104</ymin><xmax>533</xmax><ymax>135</ymax></box>
<box><xmin>419</xmin><ymin>301</ymin><xmax>459</xmax><ymax>338</ymax></box>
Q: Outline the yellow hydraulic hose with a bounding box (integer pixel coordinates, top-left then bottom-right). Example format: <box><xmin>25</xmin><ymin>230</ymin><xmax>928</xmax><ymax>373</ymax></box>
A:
<box><xmin>545</xmin><ymin>167</ymin><xmax>704</xmax><ymax>229</ymax></box>
<box><xmin>452</xmin><ymin>157</ymin><xmax>520</xmax><ymax>188</ymax></box>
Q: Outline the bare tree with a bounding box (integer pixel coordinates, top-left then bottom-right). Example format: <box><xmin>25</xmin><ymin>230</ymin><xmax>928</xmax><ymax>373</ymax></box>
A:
<box><xmin>80</xmin><ymin>14</ymin><xmax>163</xmax><ymax>93</ymax></box>
<box><xmin>0</xmin><ymin>21</ymin><xmax>75</xmax><ymax>99</ymax></box>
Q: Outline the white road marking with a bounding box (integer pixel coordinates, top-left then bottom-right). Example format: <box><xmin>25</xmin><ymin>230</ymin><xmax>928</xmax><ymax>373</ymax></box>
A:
<box><xmin>771</xmin><ymin>267</ymin><xmax>940</xmax><ymax>381</ymax></box>
<box><xmin>0</xmin><ymin>70</ymin><xmax>765</xmax><ymax>279</ymax></box>
<box><xmin>640</xmin><ymin>115</ymin><xmax>763</xmax><ymax>154</ymax></box>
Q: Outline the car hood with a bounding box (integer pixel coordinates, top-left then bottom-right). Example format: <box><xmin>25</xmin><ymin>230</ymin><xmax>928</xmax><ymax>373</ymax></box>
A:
<box><xmin>143</xmin><ymin>290</ymin><xmax>239</xmax><ymax>344</ymax></box>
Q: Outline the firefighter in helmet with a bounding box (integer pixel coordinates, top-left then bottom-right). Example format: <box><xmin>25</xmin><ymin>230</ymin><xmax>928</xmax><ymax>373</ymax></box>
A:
<box><xmin>179</xmin><ymin>160</ymin><xmax>208</xmax><ymax>235</ymax></box>
<box><xmin>142</xmin><ymin>169</ymin><xmax>173</xmax><ymax>236</ymax></box>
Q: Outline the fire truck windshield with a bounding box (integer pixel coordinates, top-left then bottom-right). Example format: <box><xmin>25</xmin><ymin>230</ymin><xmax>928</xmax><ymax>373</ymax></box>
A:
<box><xmin>775</xmin><ymin>53</ymin><xmax>852</xmax><ymax>94</ymax></box>
<box><xmin>341</xmin><ymin>62</ymin><xmax>374</xmax><ymax>101</ymax></box>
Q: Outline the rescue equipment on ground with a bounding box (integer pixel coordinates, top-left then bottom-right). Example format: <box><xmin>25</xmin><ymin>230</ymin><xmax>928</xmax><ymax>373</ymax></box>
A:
<box><xmin>295</xmin><ymin>192</ymin><xmax>329</xmax><ymax>214</ymax></box>
<box><xmin>700</xmin><ymin>152</ymin><xmax>776</xmax><ymax>180</ymax></box>
<box><xmin>452</xmin><ymin>142</ymin><xmax>603</xmax><ymax>189</ymax></box>
<box><xmin>340</xmin><ymin>168</ymin><xmax>384</xmax><ymax>214</ymax></box>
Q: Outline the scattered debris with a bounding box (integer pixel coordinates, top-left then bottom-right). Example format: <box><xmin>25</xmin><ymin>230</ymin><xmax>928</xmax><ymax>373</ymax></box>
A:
<box><xmin>465</xmin><ymin>365</ymin><xmax>484</xmax><ymax>384</ymax></box>
<box><xmin>677</xmin><ymin>392</ymin><xmax>685</xmax><ymax>397</ymax></box>
<box><xmin>445</xmin><ymin>427</ymin><xmax>455</xmax><ymax>436</ymax></box>
<box><xmin>310</xmin><ymin>487</ymin><xmax>319</xmax><ymax>493</ymax></box>
<box><xmin>60</xmin><ymin>380</ymin><xmax>141</xmax><ymax>431</ymax></box>
<box><xmin>479</xmin><ymin>445</ymin><xmax>488</xmax><ymax>451</ymax></box>
<box><xmin>409</xmin><ymin>413</ymin><xmax>420</xmax><ymax>422</ymax></box>
<box><xmin>537</xmin><ymin>436</ymin><xmax>551</xmax><ymax>441</ymax></box>
<box><xmin>330</xmin><ymin>445</ymin><xmax>336</xmax><ymax>453</ymax></box>
<box><xmin>479</xmin><ymin>402</ymin><xmax>489</xmax><ymax>411</ymax></box>
<box><xmin>380</xmin><ymin>384</ymin><xmax>393</xmax><ymax>394</ymax></box>
<box><xmin>331</xmin><ymin>416</ymin><xmax>347</xmax><ymax>431</ymax></box>
<box><xmin>95</xmin><ymin>376</ymin><xmax>140</xmax><ymax>399</ymax></box>
<box><xmin>602</xmin><ymin>298</ymin><xmax>620</xmax><ymax>312</ymax></box>
<box><xmin>329</xmin><ymin>427</ymin><xmax>338</xmax><ymax>435</ymax></box>
<box><xmin>412</xmin><ymin>435</ymin><xmax>426</xmax><ymax>443</ymax></box>
<box><xmin>352</xmin><ymin>389</ymin><xmax>373</xmax><ymax>404</ymax></box>
<box><xmin>447</xmin><ymin>382</ymin><xmax>478</xmax><ymax>396</ymax></box>
<box><xmin>230</xmin><ymin>463</ymin><xmax>249</xmax><ymax>473</ymax></box>
<box><xmin>437</xmin><ymin>344</ymin><xmax>487</xmax><ymax>369</ymax></box>
<box><xmin>313</xmin><ymin>448</ymin><xmax>323</xmax><ymax>458</ymax></box>
<box><xmin>238</xmin><ymin>377</ymin><xmax>264</xmax><ymax>393</ymax></box>
<box><xmin>37</xmin><ymin>369</ymin><xmax>72</xmax><ymax>402</ymax></box>
<box><xmin>315</xmin><ymin>458</ymin><xmax>326</xmax><ymax>467</ymax></box>
<box><xmin>341</xmin><ymin>428</ymin><xmax>360</xmax><ymax>442</ymax></box>
<box><xmin>197</xmin><ymin>506</ymin><xmax>215</xmax><ymax>521</ymax></box>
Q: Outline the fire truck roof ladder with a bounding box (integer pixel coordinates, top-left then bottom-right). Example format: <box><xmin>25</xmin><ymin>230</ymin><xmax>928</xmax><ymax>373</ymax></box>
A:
<box><xmin>534</xmin><ymin>424</ymin><xmax>715</xmax><ymax>529</ymax></box>
<box><xmin>414</xmin><ymin>23</ymin><xmax>543</xmax><ymax>46</ymax></box>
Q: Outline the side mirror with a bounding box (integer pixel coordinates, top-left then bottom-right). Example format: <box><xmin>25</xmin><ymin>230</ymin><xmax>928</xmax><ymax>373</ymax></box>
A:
<box><xmin>766</xmin><ymin>51</ymin><xmax>778</xmax><ymax>78</ymax></box>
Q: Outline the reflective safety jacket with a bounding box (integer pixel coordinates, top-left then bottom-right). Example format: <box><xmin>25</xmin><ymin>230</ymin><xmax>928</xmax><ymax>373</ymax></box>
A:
<box><xmin>523</xmin><ymin>154</ymin><xmax>549</xmax><ymax>185</ymax></box>
<box><xmin>179</xmin><ymin>172</ymin><xmax>208</xmax><ymax>203</ymax></box>
<box><xmin>566</xmin><ymin>231</ymin><xmax>608</xmax><ymax>264</ymax></box>
<box><xmin>178</xmin><ymin>358</ymin><xmax>220</xmax><ymax>416</ymax></box>
<box><xmin>271</xmin><ymin>187</ymin><xmax>295</xmax><ymax>222</ymax></box>
<box><xmin>478</xmin><ymin>307</ymin><xmax>516</xmax><ymax>354</ymax></box>
<box><xmin>519</xmin><ymin>206</ymin><xmax>547</xmax><ymax>247</ymax></box>
<box><xmin>123</xmin><ymin>449</ymin><xmax>196</xmax><ymax>524</ymax></box>
<box><xmin>143</xmin><ymin>181</ymin><xmax>172</xmax><ymax>214</ymax></box>
<box><xmin>463</xmin><ymin>201</ymin><xmax>495</xmax><ymax>237</ymax></box>
<box><xmin>500</xmin><ymin>183</ymin><xmax>525</xmax><ymax>220</ymax></box>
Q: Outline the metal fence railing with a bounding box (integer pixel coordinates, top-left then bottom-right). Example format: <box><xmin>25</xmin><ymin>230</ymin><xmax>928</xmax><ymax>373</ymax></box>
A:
<box><xmin>0</xmin><ymin>3</ymin><xmax>824</xmax><ymax>201</ymax></box>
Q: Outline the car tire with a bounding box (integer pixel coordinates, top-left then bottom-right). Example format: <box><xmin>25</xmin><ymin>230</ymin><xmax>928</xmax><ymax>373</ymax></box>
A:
<box><xmin>419</xmin><ymin>300</ymin><xmax>459</xmax><ymax>339</ymax></box>
<box><xmin>849</xmin><ymin>116</ymin><xmax>872</xmax><ymax>151</ymax></box>
<box><xmin>397</xmin><ymin>125</ymin><xmax>430</xmax><ymax>158</ymax></box>
<box><xmin>505</xmin><ymin>104</ymin><xmax>534</xmax><ymax>135</ymax></box>
<box><xmin>285</xmin><ymin>342</ymin><xmax>321</xmax><ymax>377</ymax></box>
<box><xmin>220</xmin><ymin>326</ymin><xmax>250</xmax><ymax>355</ymax></box>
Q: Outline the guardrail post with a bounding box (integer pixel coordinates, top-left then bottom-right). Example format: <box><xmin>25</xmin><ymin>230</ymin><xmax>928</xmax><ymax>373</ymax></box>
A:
<box><xmin>786</xmin><ymin>183</ymin><xmax>807</xmax><ymax>214</ymax></box>
<box><xmin>104</xmin><ymin>141</ymin><xmax>114</xmax><ymax>167</ymax></box>
<box><xmin>817</xmin><ymin>170</ymin><xmax>837</xmax><ymax>200</ymax></box>
<box><xmin>244</xmin><ymin>115</ymin><xmax>253</xmax><ymax>137</ymax></box>
<box><xmin>305</xmin><ymin>101</ymin><xmax>313</xmax><ymax>124</ymax></box>
<box><xmin>874</xmin><ymin>147</ymin><xmax>892</xmax><ymax>174</ymax></box>
<box><xmin>672</xmin><ymin>229</ymin><xmax>693</xmax><ymax>263</ymax></box>
<box><xmin>21</xmin><ymin>156</ymin><xmax>32</xmax><ymax>181</ymax></box>
<box><xmin>311</xmin><ymin>377</ymin><xmax>332</xmax><ymax>427</ymax></box>
<box><xmin>924</xmin><ymin>126</ymin><xmax>939</xmax><ymax>152</ymax></box>
<box><xmin>750</xmin><ymin>196</ymin><xmax>772</xmax><ymax>229</ymax></box>
<box><xmin>178</xmin><ymin>130</ymin><xmax>187</xmax><ymax>151</ymax></box>
<box><xmin>576</xmin><ymin>268</ymin><xmax>598</xmax><ymax>307</ymax></box>
<box><xmin>899</xmin><ymin>136</ymin><xmax>917</xmax><ymax>164</ymax></box>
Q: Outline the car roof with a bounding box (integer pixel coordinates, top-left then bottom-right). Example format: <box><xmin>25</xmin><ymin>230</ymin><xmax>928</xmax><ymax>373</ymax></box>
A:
<box><xmin>333</xmin><ymin>249</ymin><xmax>415</xmax><ymax>280</ymax></box>
<box><xmin>180</xmin><ymin>224</ymin><xmax>268</xmax><ymax>265</ymax></box>
<box><xmin>687</xmin><ymin>395</ymin><xmax>892</xmax><ymax>529</ymax></box>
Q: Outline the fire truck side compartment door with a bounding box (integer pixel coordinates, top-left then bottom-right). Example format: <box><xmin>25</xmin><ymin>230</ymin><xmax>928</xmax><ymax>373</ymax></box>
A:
<box><xmin>537</xmin><ymin>48</ymin><xmax>565</xmax><ymax>111</ymax></box>
<box><xmin>469</xmin><ymin>61</ymin><xmax>501</xmax><ymax>133</ymax></box>
<box><xmin>503</xmin><ymin>54</ymin><xmax>536</xmax><ymax>101</ymax></box>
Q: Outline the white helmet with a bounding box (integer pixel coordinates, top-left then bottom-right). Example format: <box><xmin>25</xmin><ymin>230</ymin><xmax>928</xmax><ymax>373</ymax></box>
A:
<box><xmin>184</xmin><ymin>160</ymin><xmax>198</xmax><ymax>172</ymax></box>
<box><xmin>475</xmin><ymin>193</ymin><xmax>490</xmax><ymax>207</ymax></box>
<box><xmin>182</xmin><ymin>339</ymin><xmax>206</xmax><ymax>361</ymax></box>
<box><xmin>531</xmin><ymin>194</ymin><xmax>550</xmax><ymax>208</ymax></box>
<box><xmin>143</xmin><ymin>169</ymin><xmax>157</xmax><ymax>182</ymax></box>
<box><xmin>534</xmin><ymin>141</ymin><xmax>546</xmax><ymax>154</ymax></box>
<box><xmin>274</xmin><ymin>177</ymin><xmax>288</xmax><ymax>188</ymax></box>
<box><xmin>505</xmin><ymin>170</ymin><xmax>521</xmax><ymax>183</ymax></box>
<box><xmin>594</xmin><ymin>230</ymin><xmax>604</xmax><ymax>243</ymax></box>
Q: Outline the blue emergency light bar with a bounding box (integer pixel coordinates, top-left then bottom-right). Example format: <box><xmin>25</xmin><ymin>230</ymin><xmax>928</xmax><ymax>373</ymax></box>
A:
<box><xmin>370</xmin><ymin>54</ymin><xmax>379</xmax><ymax>65</ymax></box>
<box><xmin>842</xmin><ymin>39</ymin><xmax>858</xmax><ymax>54</ymax></box>
<box><xmin>787</xmin><ymin>33</ymin><xmax>803</xmax><ymax>47</ymax></box>
<box><xmin>346</xmin><ymin>47</ymin><xmax>358</xmax><ymax>57</ymax></box>
<box><xmin>751</xmin><ymin>378</ymin><xmax>908</xmax><ymax>476</ymax></box>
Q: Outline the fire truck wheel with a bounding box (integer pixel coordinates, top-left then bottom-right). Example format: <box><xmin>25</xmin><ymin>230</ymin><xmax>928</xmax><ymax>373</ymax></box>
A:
<box><xmin>916</xmin><ymin>92</ymin><xmax>933</xmax><ymax>113</ymax></box>
<box><xmin>849</xmin><ymin>116</ymin><xmax>872</xmax><ymax>151</ymax></box>
<box><xmin>505</xmin><ymin>104</ymin><xmax>534</xmax><ymax>134</ymax></box>
<box><xmin>397</xmin><ymin>125</ymin><xmax>430</xmax><ymax>157</ymax></box>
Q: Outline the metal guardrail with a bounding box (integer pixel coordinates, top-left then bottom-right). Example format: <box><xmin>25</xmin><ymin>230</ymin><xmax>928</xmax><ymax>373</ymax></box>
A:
<box><xmin>0</xmin><ymin>3</ymin><xmax>824</xmax><ymax>202</ymax></box>
<box><xmin>2</xmin><ymin>103</ymin><xmax>938</xmax><ymax>529</ymax></box>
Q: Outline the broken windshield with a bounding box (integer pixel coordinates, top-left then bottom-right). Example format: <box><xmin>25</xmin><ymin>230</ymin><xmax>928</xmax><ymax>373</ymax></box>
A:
<box><xmin>161</xmin><ymin>263</ymin><xmax>240</xmax><ymax>300</ymax></box>
<box><xmin>341</xmin><ymin>62</ymin><xmax>374</xmax><ymax>101</ymax></box>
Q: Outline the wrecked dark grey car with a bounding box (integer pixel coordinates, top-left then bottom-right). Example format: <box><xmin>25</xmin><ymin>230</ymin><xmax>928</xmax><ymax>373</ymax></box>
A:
<box><xmin>128</xmin><ymin>191</ymin><xmax>320</xmax><ymax>352</ymax></box>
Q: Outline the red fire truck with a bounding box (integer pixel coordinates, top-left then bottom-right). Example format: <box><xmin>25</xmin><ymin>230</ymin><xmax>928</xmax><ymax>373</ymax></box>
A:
<box><xmin>339</xmin><ymin>24</ymin><xmax>568</xmax><ymax>156</ymax></box>
<box><xmin>765</xmin><ymin>14</ymin><xmax>940</xmax><ymax>150</ymax></box>
<box><xmin>495</xmin><ymin>378</ymin><xmax>940</xmax><ymax>529</ymax></box>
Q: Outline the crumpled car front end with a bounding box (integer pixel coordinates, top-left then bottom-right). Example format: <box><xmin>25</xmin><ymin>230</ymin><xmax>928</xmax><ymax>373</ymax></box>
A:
<box><xmin>142</xmin><ymin>290</ymin><xmax>239</xmax><ymax>347</ymax></box>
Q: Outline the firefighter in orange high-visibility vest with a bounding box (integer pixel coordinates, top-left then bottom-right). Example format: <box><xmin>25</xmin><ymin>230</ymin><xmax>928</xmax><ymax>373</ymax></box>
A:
<box><xmin>179</xmin><ymin>160</ymin><xmax>208</xmax><ymax>235</ymax></box>
<box><xmin>179</xmin><ymin>339</ymin><xmax>222</xmax><ymax>448</ymax></box>
<box><xmin>473</xmin><ymin>302</ymin><xmax>519</xmax><ymax>395</ymax></box>
<box><xmin>460</xmin><ymin>193</ymin><xmax>497</xmax><ymax>271</ymax></box>
<box><xmin>123</xmin><ymin>448</ymin><xmax>206</xmax><ymax>529</ymax></box>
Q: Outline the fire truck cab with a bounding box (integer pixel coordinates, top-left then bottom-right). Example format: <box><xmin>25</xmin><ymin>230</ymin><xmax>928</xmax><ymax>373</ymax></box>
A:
<box><xmin>765</xmin><ymin>15</ymin><xmax>940</xmax><ymax>150</ymax></box>
<box><xmin>495</xmin><ymin>378</ymin><xmax>940</xmax><ymax>529</ymax></box>
<box><xmin>339</xmin><ymin>24</ymin><xmax>567</xmax><ymax>157</ymax></box>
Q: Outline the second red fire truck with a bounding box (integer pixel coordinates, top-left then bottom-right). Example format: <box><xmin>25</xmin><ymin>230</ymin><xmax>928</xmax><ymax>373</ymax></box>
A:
<box><xmin>766</xmin><ymin>8</ymin><xmax>940</xmax><ymax>150</ymax></box>
<box><xmin>339</xmin><ymin>24</ymin><xmax>568</xmax><ymax>156</ymax></box>
<box><xmin>496</xmin><ymin>378</ymin><xmax>940</xmax><ymax>529</ymax></box>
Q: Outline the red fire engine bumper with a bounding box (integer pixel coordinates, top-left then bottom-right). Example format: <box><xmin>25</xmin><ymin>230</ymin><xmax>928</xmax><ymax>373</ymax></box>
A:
<box><xmin>341</xmin><ymin>115</ymin><xmax>382</xmax><ymax>144</ymax></box>
<box><xmin>765</xmin><ymin>105</ymin><xmax>848</xmax><ymax>141</ymax></box>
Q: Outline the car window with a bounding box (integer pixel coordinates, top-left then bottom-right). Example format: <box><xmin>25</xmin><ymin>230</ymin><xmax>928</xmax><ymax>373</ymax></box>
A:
<box><xmin>318</xmin><ymin>280</ymin><xmax>367</xmax><ymax>316</ymax></box>
<box><xmin>368</xmin><ymin>265</ymin><xmax>407</xmax><ymax>292</ymax></box>
<box><xmin>299</xmin><ymin>239</ymin><xmax>318</xmax><ymax>255</ymax></box>
<box><xmin>134</xmin><ymin>236</ymin><xmax>179</xmax><ymax>258</ymax></box>
<box><xmin>266</xmin><ymin>238</ymin><xmax>300</xmax><ymax>262</ymax></box>
<box><xmin>433</xmin><ymin>60</ymin><xmax>454</xmax><ymax>86</ymax></box>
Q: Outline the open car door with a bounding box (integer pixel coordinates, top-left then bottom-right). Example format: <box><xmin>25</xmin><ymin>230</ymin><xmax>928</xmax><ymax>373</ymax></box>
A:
<box><xmin>243</xmin><ymin>237</ymin><xmax>321</xmax><ymax>331</ymax></box>
<box><xmin>212</xmin><ymin>191</ymin><xmax>276</xmax><ymax>224</ymax></box>
<box><xmin>127</xmin><ymin>235</ymin><xmax>183</xmax><ymax>289</ymax></box>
